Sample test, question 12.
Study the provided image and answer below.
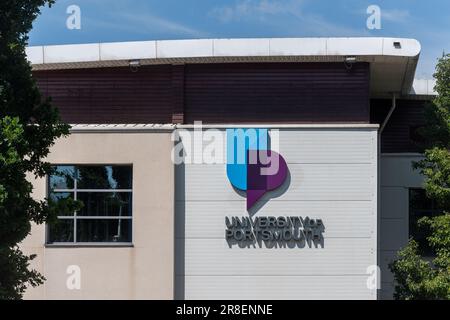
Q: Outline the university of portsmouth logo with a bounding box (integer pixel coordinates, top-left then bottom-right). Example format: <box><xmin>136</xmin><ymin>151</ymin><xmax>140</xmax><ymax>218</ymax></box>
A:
<box><xmin>226</xmin><ymin>128</ymin><xmax>288</xmax><ymax>210</ymax></box>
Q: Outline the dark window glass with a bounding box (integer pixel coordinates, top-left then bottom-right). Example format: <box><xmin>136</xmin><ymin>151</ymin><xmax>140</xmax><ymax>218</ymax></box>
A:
<box><xmin>77</xmin><ymin>166</ymin><xmax>132</xmax><ymax>189</ymax></box>
<box><xmin>409</xmin><ymin>188</ymin><xmax>441</xmax><ymax>256</ymax></box>
<box><xmin>76</xmin><ymin>219</ymin><xmax>132</xmax><ymax>242</ymax></box>
<box><xmin>47</xmin><ymin>165</ymin><xmax>132</xmax><ymax>244</ymax></box>
<box><xmin>49</xmin><ymin>192</ymin><xmax>75</xmax><ymax>216</ymax></box>
<box><xmin>48</xmin><ymin>219</ymin><xmax>74</xmax><ymax>243</ymax></box>
<box><xmin>49</xmin><ymin>166</ymin><xmax>75</xmax><ymax>190</ymax></box>
<box><xmin>77</xmin><ymin>192</ymin><xmax>132</xmax><ymax>216</ymax></box>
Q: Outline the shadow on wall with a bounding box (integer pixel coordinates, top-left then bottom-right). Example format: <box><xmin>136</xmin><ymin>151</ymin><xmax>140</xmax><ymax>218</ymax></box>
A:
<box><xmin>174</xmin><ymin>161</ymin><xmax>185</xmax><ymax>300</ymax></box>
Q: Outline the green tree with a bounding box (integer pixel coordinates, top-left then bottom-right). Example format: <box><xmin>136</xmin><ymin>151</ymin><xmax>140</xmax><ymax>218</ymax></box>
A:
<box><xmin>389</xmin><ymin>54</ymin><xmax>450</xmax><ymax>300</ymax></box>
<box><xmin>0</xmin><ymin>1</ymin><xmax>77</xmax><ymax>299</ymax></box>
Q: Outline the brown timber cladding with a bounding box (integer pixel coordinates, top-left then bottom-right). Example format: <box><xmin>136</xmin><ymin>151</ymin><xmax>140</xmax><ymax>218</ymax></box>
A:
<box><xmin>184</xmin><ymin>62</ymin><xmax>370</xmax><ymax>123</ymax></box>
<box><xmin>33</xmin><ymin>62</ymin><xmax>370</xmax><ymax>124</ymax></box>
<box><xmin>370</xmin><ymin>99</ymin><xmax>428</xmax><ymax>153</ymax></box>
<box><xmin>35</xmin><ymin>65</ymin><xmax>173</xmax><ymax>124</ymax></box>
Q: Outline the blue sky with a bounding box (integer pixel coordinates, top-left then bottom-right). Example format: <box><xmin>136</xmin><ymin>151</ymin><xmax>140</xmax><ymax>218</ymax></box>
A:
<box><xmin>29</xmin><ymin>0</ymin><xmax>450</xmax><ymax>78</ymax></box>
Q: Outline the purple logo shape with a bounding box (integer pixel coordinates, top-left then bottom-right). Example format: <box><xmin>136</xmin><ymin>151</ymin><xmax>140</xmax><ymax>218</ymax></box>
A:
<box><xmin>246</xmin><ymin>150</ymin><xmax>288</xmax><ymax>210</ymax></box>
<box><xmin>226</xmin><ymin>128</ymin><xmax>288</xmax><ymax>210</ymax></box>
<box><xmin>227</xmin><ymin>128</ymin><xmax>288</xmax><ymax>210</ymax></box>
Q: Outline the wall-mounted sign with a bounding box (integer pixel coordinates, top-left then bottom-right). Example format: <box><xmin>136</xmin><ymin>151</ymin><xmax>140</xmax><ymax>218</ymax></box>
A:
<box><xmin>226</xmin><ymin>128</ymin><xmax>288</xmax><ymax>210</ymax></box>
<box><xmin>225</xmin><ymin>129</ymin><xmax>324</xmax><ymax>248</ymax></box>
<box><xmin>226</xmin><ymin>216</ymin><xmax>325</xmax><ymax>247</ymax></box>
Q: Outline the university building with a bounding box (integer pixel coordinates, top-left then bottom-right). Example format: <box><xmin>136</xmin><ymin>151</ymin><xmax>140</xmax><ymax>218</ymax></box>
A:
<box><xmin>22</xmin><ymin>38</ymin><xmax>436</xmax><ymax>300</ymax></box>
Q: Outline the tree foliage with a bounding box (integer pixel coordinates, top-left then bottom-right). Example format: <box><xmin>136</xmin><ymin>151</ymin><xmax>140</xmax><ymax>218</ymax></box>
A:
<box><xmin>0</xmin><ymin>0</ymin><xmax>77</xmax><ymax>299</ymax></box>
<box><xmin>389</xmin><ymin>54</ymin><xmax>450</xmax><ymax>300</ymax></box>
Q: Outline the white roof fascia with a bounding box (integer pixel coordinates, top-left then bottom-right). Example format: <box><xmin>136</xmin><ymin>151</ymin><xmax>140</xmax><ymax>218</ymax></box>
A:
<box><xmin>27</xmin><ymin>37</ymin><xmax>421</xmax><ymax>65</ymax></box>
<box><xmin>27</xmin><ymin>37</ymin><xmax>422</xmax><ymax>96</ymax></box>
<box><xmin>409</xmin><ymin>79</ymin><xmax>437</xmax><ymax>96</ymax></box>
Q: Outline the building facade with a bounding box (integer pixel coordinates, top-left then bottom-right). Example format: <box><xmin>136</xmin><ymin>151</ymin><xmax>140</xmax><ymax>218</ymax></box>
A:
<box><xmin>22</xmin><ymin>38</ymin><xmax>435</xmax><ymax>300</ymax></box>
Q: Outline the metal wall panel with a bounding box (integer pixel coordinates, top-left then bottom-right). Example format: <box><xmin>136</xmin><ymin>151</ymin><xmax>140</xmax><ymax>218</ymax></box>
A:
<box><xmin>185</xmin><ymin>63</ymin><xmax>370</xmax><ymax>124</ymax></box>
<box><xmin>175</xmin><ymin>128</ymin><xmax>378</xmax><ymax>299</ymax></box>
<box><xmin>177</xmin><ymin>238</ymin><xmax>374</xmax><ymax>275</ymax></box>
<box><xmin>379</xmin><ymin>154</ymin><xmax>425</xmax><ymax>300</ymax></box>
<box><xmin>278</xmin><ymin>129</ymin><xmax>376</xmax><ymax>163</ymax></box>
<box><xmin>34</xmin><ymin>62</ymin><xmax>371</xmax><ymax>125</ymax></box>
<box><xmin>177</xmin><ymin>275</ymin><xmax>376</xmax><ymax>300</ymax></box>
<box><xmin>176</xmin><ymin>201</ymin><xmax>374</xmax><ymax>239</ymax></box>
<box><xmin>371</xmin><ymin>99</ymin><xmax>427</xmax><ymax>153</ymax></box>
<box><xmin>34</xmin><ymin>66</ymin><xmax>173</xmax><ymax>124</ymax></box>
<box><xmin>381</xmin><ymin>155</ymin><xmax>425</xmax><ymax>187</ymax></box>
<box><xmin>177</xmin><ymin>163</ymin><xmax>375</xmax><ymax>201</ymax></box>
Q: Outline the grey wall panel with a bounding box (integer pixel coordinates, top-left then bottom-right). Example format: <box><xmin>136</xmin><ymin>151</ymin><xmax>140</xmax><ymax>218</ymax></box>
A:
<box><xmin>176</xmin><ymin>128</ymin><xmax>378</xmax><ymax>300</ymax></box>
<box><xmin>278</xmin><ymin>130</ymin><xmax>376</xmax><ymax>164</ymax></box>
<box><xmin>176</xmin><ymin>201</ymin><xmax>374</xmax><ymax>239</ymax></box>
<box><xmin>381</xmin><ymin>187</ymin><xmax>408</xmax><ymax>219</ymax></box>
<box><xmin>381</xmin><ymin>155</ymin><xmax>424</xmax><ymax>187</ymax></box>
<box><xmin>178</xmin><ymin>164</ymin><xmax>375</xmax><ymax>201</ymax></box>
<box><xmin>379</xmin><ymin>250</ymin><xmax>398</xmax><ymax>284</ymax></box>
<box><xmin>380</xmin><ymin>282</ymin><xmax>395</xmax><ymax>300</ymax></box>
<box><xmin>180</xmin><ymin>129</ymin><xmax>376</xmax><ymax>164</ymax></box>
<box><xmin>380</xmin><ymin>219</ymin><xmax>409</xmax><ymax>251</ymax></box>
<box><xmin>379</xmin><ymin>154</ymin><xmax>425</xmax><ymax>300</ymax></box>
<box><xmin>176</xmin><ymin>238</ymin><xmax>374</xmax><ymax>276</ymax></box>
<box><xmin>177</xmin><ymin>276</ymin><xmax>376</xmax><ymax>300</ymax></box>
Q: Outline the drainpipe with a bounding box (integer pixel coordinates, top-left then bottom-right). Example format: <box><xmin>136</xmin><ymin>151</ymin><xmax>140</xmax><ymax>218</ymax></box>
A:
<box><xmin>380</xmin><ymin>94</ymin><xmax>397</xmax><ymax>135</ymax></box>
<box><xmin>377</xmin><ymin>93</ymin><xmax>397</xmax><ymax>300</ymax></box>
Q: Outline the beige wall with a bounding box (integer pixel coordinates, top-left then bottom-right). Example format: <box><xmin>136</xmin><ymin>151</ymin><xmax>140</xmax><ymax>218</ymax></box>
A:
<box><xmin>21</xmin><ymin>131</ymin><xmax>175</xmax><ymax>299</ymax></box>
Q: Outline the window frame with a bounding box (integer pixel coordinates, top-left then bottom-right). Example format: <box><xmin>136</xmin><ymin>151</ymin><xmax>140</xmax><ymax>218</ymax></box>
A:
<box><xmin>45</xmin><ymin>164</ymin><xmax>133</xmax><ymax>247</ymax></box>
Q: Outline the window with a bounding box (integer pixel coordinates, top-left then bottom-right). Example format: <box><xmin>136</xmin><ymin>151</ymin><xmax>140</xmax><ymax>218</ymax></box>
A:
<box><xmin>47</xmin><ymin>165</ymin><xmax>132</xmax><ymax>244</ymax></box>
<box><xmin>409</xmin><ymin>188</ymin><xmax>441</xmax><ymax>255</ymax></box>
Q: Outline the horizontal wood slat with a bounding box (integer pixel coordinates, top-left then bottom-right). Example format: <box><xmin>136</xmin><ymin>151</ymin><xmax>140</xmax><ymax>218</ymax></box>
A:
<box><xmin>34</xmin><ymin>62</ymin><xmax>371</xmax><ymax>125</ymax></box>
<box><xmin>34</xmin><ymin>66</ymin><xmax>173</xmax><ymax>124</ymax></box>
<box><xmin>184</xmin><ymin>62</ymin><xmax>370</xmax><ymax>123</ymax></box>
<box><xmin>371</xmin><ymin>99</ymin><xmax>428</xmax><ymax>153</ymax></box>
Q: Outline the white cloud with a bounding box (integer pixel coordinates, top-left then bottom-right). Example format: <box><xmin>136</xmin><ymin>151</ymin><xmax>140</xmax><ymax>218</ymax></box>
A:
<box><xmin>300</xmin><ymin>13</ymin><xmax>368</xmax><ymax>37</ymax></box>
<box><xmin>210</xmin><ymin>0</ymin><xmax>305</xmax><ymax>23</ymax></box>
<box><xmin>380</xmin><ymin>9</ymin><xmax>410</xmax><ymax>23</ymax></box>
<box><xmin>116</xmin><ymin>12</ymin><xmax>207</xmax><ymax>37</ymax></box>
<box><xmin>209</xmin><ymin>0</ymin><xmax>366</xmax><ymax>37</ymax></box>
<box><xmin>32</xmin><ymin>0</ymin><xmax>208</xmax><ymax>39</ymax></box>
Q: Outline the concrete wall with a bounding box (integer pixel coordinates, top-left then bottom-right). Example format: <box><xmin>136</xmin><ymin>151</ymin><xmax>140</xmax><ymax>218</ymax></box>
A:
<box><xmin>22</xmin><ymin>131</ymin><xmax>175</xmax><ymax>299</ymax></box>
<box><xmin>175</xmin><ymin>127</ymin><xmax>378</xmax><ymax>299</ymax></box>
<box><xmin>379</xmin><ymin>153</ymin><xmax>424</xmax><ymax>300</ymax></box>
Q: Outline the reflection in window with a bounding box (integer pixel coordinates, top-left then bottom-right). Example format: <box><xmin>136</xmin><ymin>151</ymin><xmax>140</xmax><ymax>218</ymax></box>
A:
<box><xmin>47</xmin><ymin>165</ymin><xmax>132</xmax><ymax>244</ymax></box>
<box><xmin>49</xmin><ymin>192</ymin><xmax>75</xmax><ymax>216</ymax></box>
<box><xmin>48</xmin><ymin>218</ymin><xmax>74</xmax><ymax>243</ymax></box>
<box><xmin>409</xmin><ymin>188</ymin><xmax>441</xmax><ymax>256</ymax></box>
<box><xmin>77</xmin><ymin>192</ymin><xmax>132</xmax><ymax>216</ymax></box>
<box><xmin>49</xmin><ymin>166</ymin><xmax>75</xmax><ymax>189</ymax></box>
<box><xmin>77</xmin><ymin>166</ymin><xmax>132</xmax><ymax>189</ymax></box>
<box><xmin>77</xmin><ymin>219</ymin><xmax>132</xmax><ymax>242</ymax></box>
